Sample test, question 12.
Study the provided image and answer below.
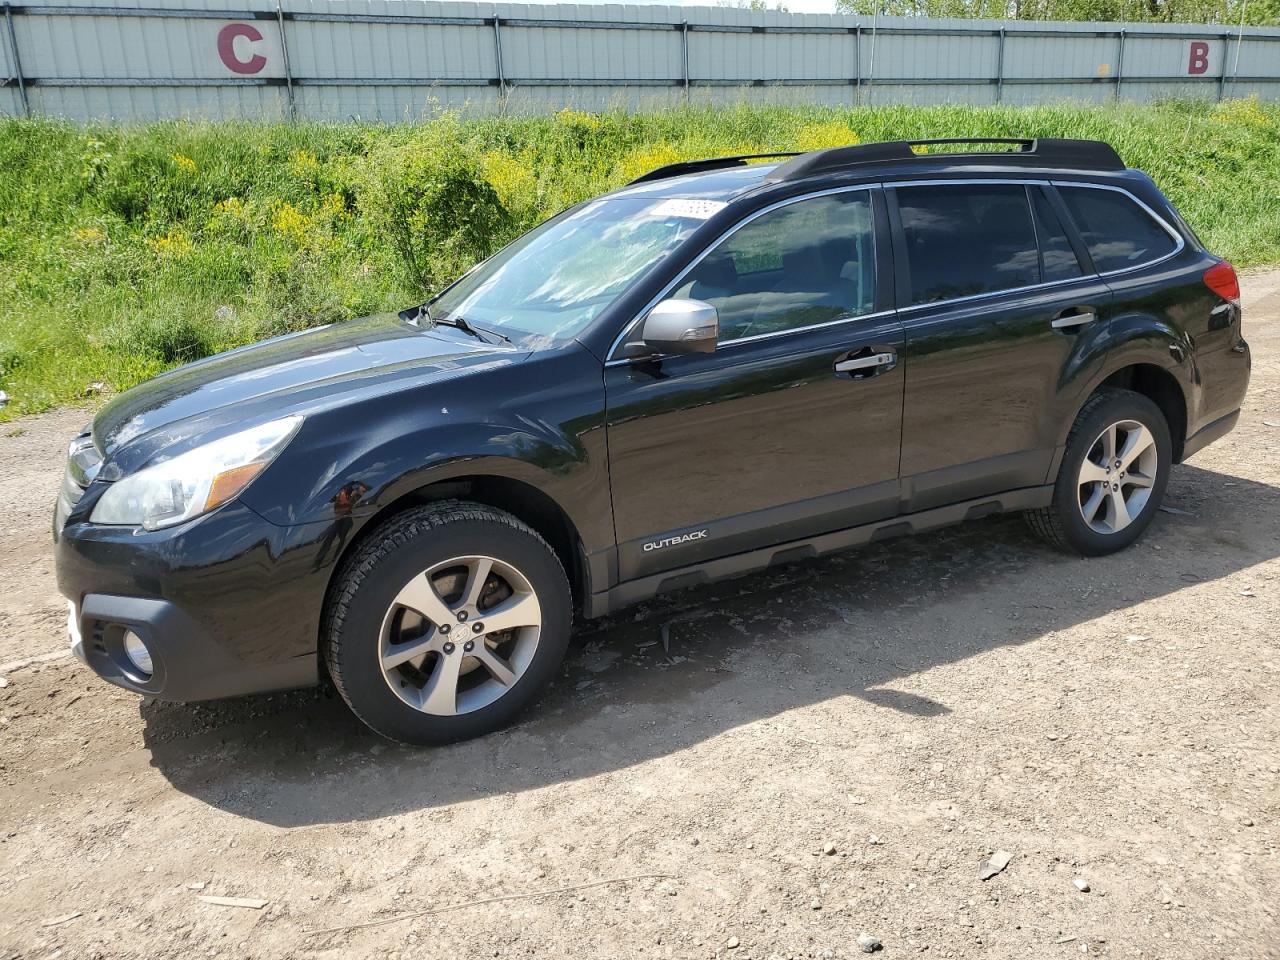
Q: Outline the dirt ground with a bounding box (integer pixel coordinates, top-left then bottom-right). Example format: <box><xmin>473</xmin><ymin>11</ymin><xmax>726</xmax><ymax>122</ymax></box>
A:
<box><xmin>2</xmin><ymin>275</ymin><xmax>1279</xmax><ymax>960</ymax></box>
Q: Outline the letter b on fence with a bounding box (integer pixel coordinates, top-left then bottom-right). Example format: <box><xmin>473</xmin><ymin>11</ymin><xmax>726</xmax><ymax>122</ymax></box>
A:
<box><xmin>1187</xmin><ymin>40</ymin><xmax>1210</xmax><ymax>76</ymax></box>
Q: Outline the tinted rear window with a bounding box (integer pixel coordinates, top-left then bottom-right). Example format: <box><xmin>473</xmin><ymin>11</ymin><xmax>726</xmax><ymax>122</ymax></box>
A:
<box><xmin>896</xmin><ymin>184</ymin><xmax>1039</xmax><ymax>305</ymax></box>
<box><xmin>1058</xmin><ymin>186</ymin><xmax>1177</xmax><ymax>273</ymax></box>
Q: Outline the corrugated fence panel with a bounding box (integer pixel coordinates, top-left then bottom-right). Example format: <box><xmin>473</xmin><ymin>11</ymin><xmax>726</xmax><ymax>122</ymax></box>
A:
<box><xmin>2</xmin><ymin>0</ymin><xmax>1279</xmax><ymax>120</ymax></box>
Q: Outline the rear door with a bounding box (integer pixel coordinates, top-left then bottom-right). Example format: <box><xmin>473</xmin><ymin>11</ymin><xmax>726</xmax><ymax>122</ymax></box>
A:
<box><xmin>888</xmin><ymin>180</ymin><xmax>1114</xmax><ymax>512</ymax></box>
<box><xmin>603</xmin><ymin>187</ymin><xmax>905</xmax><ymax>582</ymax></box>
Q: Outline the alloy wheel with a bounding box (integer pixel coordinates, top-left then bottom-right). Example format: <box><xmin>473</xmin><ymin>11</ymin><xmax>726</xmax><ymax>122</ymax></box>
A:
<box><xmin>1077</xmin><ymin>419</ymin><xmax>1159</xmax><ymax>535</ymax></box>
<box><xmin>378</xmin><ymin>555</ymin><xmax>542</xmax><ymax>716</ymax></box>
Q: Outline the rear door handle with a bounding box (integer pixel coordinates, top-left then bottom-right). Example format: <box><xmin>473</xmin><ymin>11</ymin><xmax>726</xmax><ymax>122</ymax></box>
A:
<box><xmin>1051</xmin><ymin>309</ymin><xmax>1097</xmax><ymax>330</ymax></box>
<box><xmin>835</xmin><ymin>352</ymin><xmax>896</xmax><ymax>374</ymax></box>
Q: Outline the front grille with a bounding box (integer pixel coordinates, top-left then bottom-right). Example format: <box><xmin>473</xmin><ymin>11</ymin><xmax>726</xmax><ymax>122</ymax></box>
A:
<box><xmin>54</xmin><ymin>428</ymin><xmax>101</xmax><ymax>534</ymax></box>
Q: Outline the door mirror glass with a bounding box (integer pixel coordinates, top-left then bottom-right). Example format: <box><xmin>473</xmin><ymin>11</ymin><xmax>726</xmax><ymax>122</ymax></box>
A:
<box><xmin>629</xmin><ymin>299</ymin><xmax>719</xmax><ymax>357</ymax></box>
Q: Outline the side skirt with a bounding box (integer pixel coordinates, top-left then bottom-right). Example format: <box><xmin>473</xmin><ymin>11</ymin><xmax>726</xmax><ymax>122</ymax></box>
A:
<box><xmin>584</xmin><ymin>485</ymin><xmax>1054</xmax><ymax>618</ymax></box>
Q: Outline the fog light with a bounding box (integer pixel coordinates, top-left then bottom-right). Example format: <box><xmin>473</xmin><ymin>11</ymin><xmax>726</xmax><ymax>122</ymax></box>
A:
<box><xmin>122</xmin><ymin>630</ymin><xmax>153</xmax><ymax>677</ymax></box>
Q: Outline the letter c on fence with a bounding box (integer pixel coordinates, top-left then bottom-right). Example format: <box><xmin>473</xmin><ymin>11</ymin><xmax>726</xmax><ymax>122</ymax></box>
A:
<box><xmin>217</xmin><ymin>23</ymin><xmax>267</xmax><ymax>75</ymax></box>
<box><xmin>1187</xmin><ymin>40</ymin><xmax>1210</xmax><ymax>76</ymax></box>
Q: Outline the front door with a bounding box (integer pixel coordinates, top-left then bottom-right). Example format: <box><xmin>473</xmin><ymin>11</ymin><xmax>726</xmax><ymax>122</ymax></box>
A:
<box><xmin>888</xmin><ymin>181</ymin><xmax>1114</xmax><ymax>512</ymax></box>
<box><xmin>604</xmin><ymin>188</ymin><xmax>905</xmax><ymax>582</ymax></box>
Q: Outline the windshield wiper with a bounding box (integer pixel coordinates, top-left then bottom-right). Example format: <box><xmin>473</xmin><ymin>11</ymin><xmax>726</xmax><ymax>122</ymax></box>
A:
<box><xmin>465</xmin><ymin>321</ymin><xmax>512</xmax><ymax>345</ymax></box>
<box><xmin>401</xmin><ymin>302</ymin><xmax>512</xmax><ymax>345</ymax></box>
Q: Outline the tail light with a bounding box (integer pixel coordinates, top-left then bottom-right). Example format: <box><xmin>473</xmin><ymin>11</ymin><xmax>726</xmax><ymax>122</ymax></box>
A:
<box><xmin>1204</xmin><ymin>260</ymin><xmax>1240</xmax><ymax>305</ymax></box>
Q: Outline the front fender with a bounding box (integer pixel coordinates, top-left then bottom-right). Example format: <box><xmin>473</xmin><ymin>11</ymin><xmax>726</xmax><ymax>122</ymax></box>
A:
<box><xmin>240</xmin><ymin>345</ymin><xmax>613</xmax><ymax>554</ymax></box>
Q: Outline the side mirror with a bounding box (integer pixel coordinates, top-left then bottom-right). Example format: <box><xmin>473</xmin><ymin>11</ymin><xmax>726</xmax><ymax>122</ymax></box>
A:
<box><xmin>626</xmin><ymin>299</ymin><xmax>719</xmax><ymax>358</ymax></box>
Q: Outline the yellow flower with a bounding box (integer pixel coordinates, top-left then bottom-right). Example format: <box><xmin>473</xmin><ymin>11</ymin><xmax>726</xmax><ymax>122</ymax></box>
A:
<box><xmin>615</xmin><ymin>144</ymin><xmax>683</xmax><ymax>184</ymax></box>
<box><xmin>73</xmin><ymin>226</ymin><xmax>107</xmax><ymax>246</ymax></box>
<box><xmin>290</xmin><ymin>149</ymin><xmax>321</xmax><ymax>180</ymax></box>
<box><xmin>794</xmin><ymin>122</ymin><xmax>859</xmax><ymax>152</ymax></box>
<box><xmin>213</xmin><ymin>196</ymin><xmax>247</xmax><ymax>218</ymax></box>
<box><xmin>1213</xmin><ymin>96</ymin><xmax>1273</xmax><ymax>130</ymax></box>
<box><xmin>480</xmin><ymin>151</ymin><xmax>537</xmax><ymax>209</ymax></box>
<box><xmin>149</xmin><ymin>229</ymin><xmax>192</xmax><ymax>257</ymax></box>
<box><xmin>321</xmin><ymin>191</ymin><xmax>349</xmax><ymax>220</ymax></box>
<box><xmin>172</xmin><ymin>153</ymin><xmax>197</xmax><ymax>175</ymax></box>
<box><xmin>271</xmin><ymin>201</ymin><xmax>314</xmax><ymax>245</ymax></box>
<box><xmin>555</xmin><ymin>108</ymin><xmax>602</xmax><ymax>132</ymax></box>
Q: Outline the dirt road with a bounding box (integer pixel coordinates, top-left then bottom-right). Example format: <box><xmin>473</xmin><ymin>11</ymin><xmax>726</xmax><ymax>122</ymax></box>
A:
<box><xmin>2</xmin><ymin>275</ymin><xmax>1279</xmax><ymax>960</ymax></box>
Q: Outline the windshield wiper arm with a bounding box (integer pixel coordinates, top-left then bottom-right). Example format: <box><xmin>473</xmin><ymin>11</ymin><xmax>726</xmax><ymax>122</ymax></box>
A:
<box><xmin>465</xmin><ymin>321</ymin><xmax>512</xmax><ymax>345</ymax></box>
<box><xmin>401</xmin><ymin>303</ymin><xmax>511</xmax><ymax>345</ymax></box>
<box><xmin>433</xmin><ymin>315</ymin><xmax>485</xmax><ymax>339</ymax></box>
<box><xmin>433</xmin><ymin>315</ymin><xmax>511</xmax><ymax>345</ymax></box>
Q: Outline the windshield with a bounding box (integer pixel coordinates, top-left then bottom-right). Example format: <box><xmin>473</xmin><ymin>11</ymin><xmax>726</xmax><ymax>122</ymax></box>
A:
<box><xmin>429</xmin><ymin>197</ymin><xmax>724</xmax><ymax>342</ymax></box>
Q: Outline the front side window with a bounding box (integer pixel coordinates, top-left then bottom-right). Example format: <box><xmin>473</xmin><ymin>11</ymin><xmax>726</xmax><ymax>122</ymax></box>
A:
<box><xmin>432</xmin><ymin>197</ymin><xmax>718</xmax><ymax>341</ymax></box>
<box><xmin>671</xmin><ymin>191</ymin><xmax>876</xmax><ymax>342</ymax></box>
<box><xmin>1058</xmin><ymin>186</ymin><xmax>1177</xmax><ymax>273</ymax></box>
<box><xmin>897</xmin><ymin>184</ymin><xmax>1039</xmax><ymax>305</ymax></box>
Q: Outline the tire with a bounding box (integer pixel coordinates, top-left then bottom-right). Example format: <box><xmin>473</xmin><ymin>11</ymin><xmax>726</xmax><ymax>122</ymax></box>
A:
<box><xmin>1025</xmin><ymin>388</ymin><xmax>1172</xmax><ymax>556</ymax></box>
<box><xmin>323</xmin><ymin>501</ymin><xmax>572</xmax><ymax>745</ymax></box>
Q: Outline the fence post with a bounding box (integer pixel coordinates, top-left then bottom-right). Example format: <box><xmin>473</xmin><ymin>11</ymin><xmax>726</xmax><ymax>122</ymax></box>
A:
<box><xmin>867</xmin><ymin>8</ymin><xmax>878</xmax><ymax>104</ymax></box>
<box><xmin>681</xmin><ymin>20</ymin><xmax>689</xmax><ymax>104</ymax></box>
<box><xmin>275</xmin><ymin>0</ymin><xmax>296</xmax><ymax>120</ymax></box>
<box><xmin>1114</xmin><ymin>27</ymin><xmax>1125</xmax><ymax>102</ymax></box>
<box><xmin>3</xmin><ymin>2</ymin><xmax>28</xmax><ymax>117</ymax></box>
<box><xmin>995</xmin><ymin>26</ymin><xmax>1005</xmax><ymax>104</ymax></box>
<box><xmin>1228</xmin><ymin>13</ymin><xmax>1247</xmax><ymax>100</ymax></box>
<box><xmin>853</xmin><ymin>24</ymin><xmax>861</xmax><ymax>105</ymax></box>
<box><xmin>492</xmin><ymin>12</ymin><xmax>507</xmax><ymax>110</ymax></box>
<box><xmin>1218</xmin><ymin>31</ymin><xmax>1229</xmax><ymax>100</ymax></box>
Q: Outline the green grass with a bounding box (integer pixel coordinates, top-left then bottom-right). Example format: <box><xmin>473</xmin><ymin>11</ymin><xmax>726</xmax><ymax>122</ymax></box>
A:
<box><xmin>2</xmin><ymin>98</ymin><xmax>1279</xmax><ymax>418</ymax></box>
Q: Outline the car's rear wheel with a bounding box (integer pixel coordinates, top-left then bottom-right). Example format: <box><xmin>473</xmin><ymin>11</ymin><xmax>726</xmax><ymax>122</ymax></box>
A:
<box><xmin>324</xmin><ymin>502</ymin><xmax>572</xmax><ymax>745</ymax></box>
<box><xmin>1026</xmin><ymin>388</ymin><xmax>1172</xmax><ymax>556</ymax></box>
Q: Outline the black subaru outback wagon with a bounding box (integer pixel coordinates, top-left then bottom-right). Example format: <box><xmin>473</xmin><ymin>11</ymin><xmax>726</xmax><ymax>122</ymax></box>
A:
<box><xmin>54</xmin><ymin>138</ymin><xmax>1250</xmax><ymax>744</ymax></box>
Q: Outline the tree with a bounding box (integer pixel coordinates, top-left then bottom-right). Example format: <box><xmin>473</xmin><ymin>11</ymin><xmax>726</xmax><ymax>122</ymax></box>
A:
<box><xmin>718</xmin><ymin>0</ymin><xmax>792</xmax><ymax>11</ymax></box>
<box><xmin>834</xmin><ymin>0</ymin><xmax>1276</xmax><ymax>24</ymax></box>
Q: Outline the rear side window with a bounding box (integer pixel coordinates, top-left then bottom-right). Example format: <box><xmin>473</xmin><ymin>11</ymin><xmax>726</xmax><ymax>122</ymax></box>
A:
<box><xmin>1058</xmin><ymin>186</ymin><xmax>1177</xmax><ymax>273</ymax></box>
<box><xmin>896</xmin><ymin>184</ymin><xmax>1039</xmax><ymax>305</ymax></box>
<box><xmin>1032</xmin><ymin>188</ymin><xmax>1084</xmax><ymax>282</ymax></box>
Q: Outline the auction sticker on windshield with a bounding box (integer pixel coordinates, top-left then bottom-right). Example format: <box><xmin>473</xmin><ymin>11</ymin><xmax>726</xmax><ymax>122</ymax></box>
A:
<box><xmin>647</xmin><ymin>199</ymin><xmax>727</xmax><ymax>220</ymax></box>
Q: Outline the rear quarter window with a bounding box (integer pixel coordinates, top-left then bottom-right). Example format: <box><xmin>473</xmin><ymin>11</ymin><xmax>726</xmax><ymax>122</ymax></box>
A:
<box><xmin>1058</xmin><ymin>186</ymin><xmax>1178</xmax><ymax>273</ymax></box>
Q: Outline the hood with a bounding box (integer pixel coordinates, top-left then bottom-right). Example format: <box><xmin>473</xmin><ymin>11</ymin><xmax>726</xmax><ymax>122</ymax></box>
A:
<box><xmin>93</xmin><ymin>313</ymin><xmax>523</xmax><ymax>464</ymax></box>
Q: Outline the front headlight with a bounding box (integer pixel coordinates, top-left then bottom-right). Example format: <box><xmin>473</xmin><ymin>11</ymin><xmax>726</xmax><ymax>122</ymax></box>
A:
<box><xmin>91</xmin><ymin>416</ymin><xmax>303</xmax><ymax>530</ymax></box>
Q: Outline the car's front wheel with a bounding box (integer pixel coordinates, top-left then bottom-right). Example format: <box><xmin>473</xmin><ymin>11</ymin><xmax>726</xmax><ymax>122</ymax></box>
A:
<box><xmin>324</xmin><ymin>502</ymin><xmax>572</xmax><ymax>745</ymax></box>
<box><xmin>1026</xmin><ymin>388</ymin><xmax>1172</xmax><ymax>556</ymax></box>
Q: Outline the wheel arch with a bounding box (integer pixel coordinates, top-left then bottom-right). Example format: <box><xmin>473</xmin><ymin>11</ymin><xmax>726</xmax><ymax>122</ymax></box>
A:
<box><xmin>1096</xmin><ymin>362</ymin><xmax>1188</xmax><ymax>462</ymax></box>
<box><xmin>318</xmin><ymin>470</ymin><xmax>591</xmax><ymax>670</ymax></box>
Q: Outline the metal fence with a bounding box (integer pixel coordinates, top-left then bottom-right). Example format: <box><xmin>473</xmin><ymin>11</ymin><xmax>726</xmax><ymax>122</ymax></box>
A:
<box><xmin>3</xmin><ymin>0</ymin><xmax>1280</xmax><ymax>121</ymax></box>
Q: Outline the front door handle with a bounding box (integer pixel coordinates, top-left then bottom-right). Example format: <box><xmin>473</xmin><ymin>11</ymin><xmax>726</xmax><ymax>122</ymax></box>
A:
<box><xmin>835</xmin><ymin>352</ymin><xmax>896</xmax><ymax>374</ymax></box>
<box><xmin>1051</xmin><ymin>309</ymin><xmax>1097</xmax><ymax>330</ymax></box>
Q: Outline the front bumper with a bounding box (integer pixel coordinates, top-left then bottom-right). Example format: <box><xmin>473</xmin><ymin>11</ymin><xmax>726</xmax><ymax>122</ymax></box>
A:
<box><xmin>67</xmin><ymin>594</ymin><xmax>317</xmax><ymax>700</ymax></box>
<box><xmin>56</xmin><ymin>501</ymin><xmax>333</xmax><ymax>701</ymax></box>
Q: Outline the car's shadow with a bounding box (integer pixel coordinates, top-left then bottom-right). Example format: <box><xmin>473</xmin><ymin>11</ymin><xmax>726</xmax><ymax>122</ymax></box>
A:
<box><xmin>141</xmin><ymin>463</ymin><xmax>1280</xmax><ymax>826</ymax></box>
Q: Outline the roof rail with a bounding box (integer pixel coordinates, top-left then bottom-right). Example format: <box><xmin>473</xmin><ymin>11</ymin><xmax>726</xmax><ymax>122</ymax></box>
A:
<box><xmin>764</xmin><ymin>138</ymin><xmax>1125</xmax><ymax>183</ymax></box>
<box><xmin>627</xmin><ymin>152</ymin><xmax>801</xmax><ymax>186</ymax></box>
